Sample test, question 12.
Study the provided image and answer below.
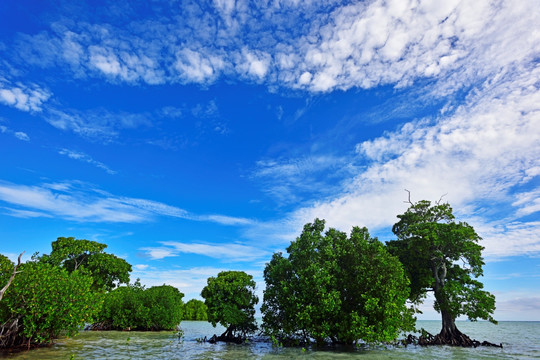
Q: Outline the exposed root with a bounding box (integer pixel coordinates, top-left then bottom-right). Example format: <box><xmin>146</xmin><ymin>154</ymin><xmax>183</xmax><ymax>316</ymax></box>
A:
<box><xmin>404</xmin><ymin>329</ymin><xmax>502</xmax><ymax>348</ymax></box>
<box><xmin>205</xmin><ymin>333</ymin><xmax>244</xmax><ymax>344</ymax></box>
<box><xmin>0</xmin><ymin>318</ymin><xmax>22</xmax><ymax>349</ymax></box>
<box><xmin>204</xmin><ymin>326</ymin><xmax>247</xmax><ymax>344</ymax></box>
<box><xmin>0</xmin><ymin>317</ymin><xmax>53</xmax><ymax>351</ymax></box>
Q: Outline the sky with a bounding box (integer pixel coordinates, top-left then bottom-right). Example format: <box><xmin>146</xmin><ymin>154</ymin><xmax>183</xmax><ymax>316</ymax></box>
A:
<box><xmin>0</xmin><ymin>0</ymin><xmax>539</xmax><ymax>321</ymax></box>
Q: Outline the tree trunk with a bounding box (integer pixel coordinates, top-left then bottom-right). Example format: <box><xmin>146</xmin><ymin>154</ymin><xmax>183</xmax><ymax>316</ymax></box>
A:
<box><xmin>440</xmin><ymin>309</ymin><xmax>457</xmax><ymax>338</ymax></box>
<box><xmin>431</xmin><ymin>287</ymin><xmax>477</xmax><ymax>346</ymax></box>
<box><xmin>404</xmin><ymin>292</ymin><xmax>503</xmax><ymax>348</ymax></box>
<box><xmin>404</xmin><ymin>260</ymin><xmax>502</xmax><ymax>348</ymax></box>
<box><xmin>434</xmin><ymin>309</ymin><xmax>494</xmax><ymax>347</ymax></box>
<box><xmin>0</xmin><ymin>252</ymin><xmax>24</xmax><ymax>302</ymax></box>
<box><xmin>432</xmin><ymin>286</ymin><xmax>471</xmax><ymax>346</ymax></box>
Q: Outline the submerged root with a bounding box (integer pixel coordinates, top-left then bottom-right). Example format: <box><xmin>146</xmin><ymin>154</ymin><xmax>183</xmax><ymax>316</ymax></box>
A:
<box><xmin>404</xmin><ymin>329</ymin><xmax>502</xmax><ymax>348</ymax></box>
<box><xmin>205</xmin><ymin>326</ymin><xmax>246</xmax><ymax>344</ymax></box>
<box><xmin>205</xmin><ymin>333</ymin><xmax>244</xmax><ymax>344</ymax></box>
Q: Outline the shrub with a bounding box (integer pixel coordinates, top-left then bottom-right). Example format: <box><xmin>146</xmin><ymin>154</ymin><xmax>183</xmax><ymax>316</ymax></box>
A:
<box><xmin>0</xmin><ymin>261</ymin><xmax>100</xmax><ymax>348</ymax></box>
<box><xmin>98</xmin><ymin>281</ymin><xmax>184</xmax><ymax>331</ymax></box>
<box><xmin>261</xmin><ymin>219</ymin><xmax>414</xmax><ymax>345</ymax></box>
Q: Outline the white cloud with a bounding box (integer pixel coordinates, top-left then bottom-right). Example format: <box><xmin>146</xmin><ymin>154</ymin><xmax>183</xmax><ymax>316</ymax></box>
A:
<box><xmin>247</xmin><ymin>61</ymin><xmax>540</xmax><ymax>258</ymax></box>
<box><xmin>194</xmin><ymin>214</ymin><xmax>253</xmax><ymax>226</ymax></box>
<box><xmin>298</xmin><ymin>71</ymin><xmax>312</xmax><ymax>85</ymax></box>
<box><xmin>46</xmin><ymin>108</ymin><xmax>117</xmax><ymax>139</ymax></box>
<box><xmin>141</xmin><ymin>247</ymin><xmax>178</xmax><ymax>260</ymax></box>
<box><xmin>0</xmin><ymin>80</ymin><xmax>50</xmax><ymax>112</ymax></box>
<box><xmin>90</xmin><ymin>49</ymin><xmax>121</xmax><ymax>75</ymax></box>
<box><xmin>0</xmin><ymin>181</ymin><xmax>147</xmax><ymax>222</ymax></box>
<box><xmin>2</xmin><ymin>207</ymin><xmax>52</xmax><ymax>218</ymax></box>
<box><xmin>158</xmin><ymin>106</ymin><xmax>183</xmax><ymax>119</ymax></box>
<box><xmin>118</xmin><ymin>197</ymin><xmax>189</xmax><ymax>218</ymax></box>
<box><xmin>45</xmin><ymin>107</ymin><xmax>152</xmax><ymax>139</ymax></box>
<box><xmin>58</xmin><ymin>148</ymin><xmax>116</xmax><ymax>174</ymax></box>
<box><xmin>88</xmin><ymin>45</ymin><xmax>164</xmax><ymax>84</ymax></box>
<box><xmin>1</xmin><ymin>0</ymin><xmax>538</xmax><ymax>260</ymax></box>
<box><xmin>0</xmin><ymin>180</ymin><xmax>254</xmax><ymax>226</ymax></box>
<box><xmin>252</xmin><ymin>155</ymin><xmax>353</xmax><ymax>205</ymax></box>
<box><xmin>0</xmin><ymin>125</ymin><xmax>30</xmax><ymax>142</ymax></box>
<box><xmin>237</xmin><ymin>49</ymin><xmax>271</xmax><ymax>80</ymax></box>
<box><xmin>133</xmin><ymin>266</ymin><xmax>228</xmax><ymax>299</ymax></box>
<box><xmin>289</xmin><ymin>0</ymin><xmax>540</xmax><ymax>92</ymax></box>
<box><xmin>6</xmin><ymin>0</ymin><xmax>537</xmax><ymax>95</ymax></box>
<box><xmin>131</xmin><ymin>265</ymin><xmax>263</xmax><ymax>300</ymax></box>
<box><xmin>213</xmin><ymin>0</ymin><xmax>236</xmax><ymax>20</ymax></box>
<box><xmin>13</xmin><ymin>132</ymin><xmax>29</xmax><ymax>141</ymax></box>
<box><xmin>512</xmin><ymin>188</ymin><xmax>540</xmax><ymax>218</ymax></box>
<box><xmin>142</xmin><ymin>241</ymin><xmax>269</xmax><ymax>262</ymax></box>
<box><xmin>255</xmin><ymin>156</ymin><xmax>341</xmax><ymax>179</ymax></box>
<box><xmin>476</xmin><ymin>221</ymin><xmax>540</xmax><ymax>259</ymax></box>
<box><xmin>174</xmin><ymin>48</ymin><xmax>224</xmax><ymax>84</ymax></box>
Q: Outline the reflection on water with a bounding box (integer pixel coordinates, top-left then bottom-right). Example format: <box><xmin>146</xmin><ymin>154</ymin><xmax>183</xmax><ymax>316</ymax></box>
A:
<box><xmin>1</xmin><ymin>321</ymin><xmax>539</xmax><ymax>359</ymax></box>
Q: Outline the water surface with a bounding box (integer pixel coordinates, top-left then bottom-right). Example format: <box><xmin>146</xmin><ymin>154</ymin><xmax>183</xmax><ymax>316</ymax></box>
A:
<box><xmin>2</xmin><ymin>321</ymin><xmax>539</xmax><ymax>359</ymax></box>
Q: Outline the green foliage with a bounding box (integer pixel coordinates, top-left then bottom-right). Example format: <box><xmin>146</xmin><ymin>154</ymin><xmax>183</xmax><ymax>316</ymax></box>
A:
<box><xmin>0</xmin><ymin>254</ymin><xmax>13</xmax><ymax>286</ymax></box>
<box><xmin>387</xmin><ymin>200</ymin><xmax>496</xmax><ymax>325</ymax></box>
<box><xmin>98</xmin><ymin>281</ymin><xmax>184</xmax><ymax>331</ymax></box>
<box><xmin>201</xmin><ymin>271</ymin><xmax>258</xmax><ymax>338</ymax></box>
<box><xmin>184</xmin><ymin>299</ymin><xmax>208</xmax><ymax>321</ymax></box>
<box><xmin>145</xmin><ymin>285</ymin><xmax>185</xmax><ymax>330</ymax></box>
<box><xmin>261</xmin><ymin>219</ymin><xmax>414</xmax><ymax>345</ymax></box>
<box><xmin>332</xmin><ymin>226</ymin><xmax>416</xmax><ymax>343</ymax></box>
<box><xmin>99</xmin><ymin>281</ymin><xmax>146</xmax><ymax>330</ymax></box>
<box><xmin>0</xmin><ymin>260</ymin><xmax>101</xmax><ymax>345</ymax></box>
<box><xmin>41</xmin><ymin>237</ymin><xmax>131</xmax><ymax>292</ymax></box>
<box><xmin>1</xmin><ymin>237</ymin><xmax>134</xmax><ymax>349</ymax></box>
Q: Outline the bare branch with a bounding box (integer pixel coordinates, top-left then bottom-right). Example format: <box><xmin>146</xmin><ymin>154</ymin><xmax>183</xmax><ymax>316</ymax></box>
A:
<box><xmin>404</xmin><ymin>189</ymin><xmax>413</xmax><ymax>205</ymax></box>
<box><xmin>0</xmin><ymin>251</ymin><xmax>24</xmax><ymax>302</ymax></box>
<box><xmin>435</xmin><ymin>193</ymin><xmax>448</xmax><ymax>205</ymax></box>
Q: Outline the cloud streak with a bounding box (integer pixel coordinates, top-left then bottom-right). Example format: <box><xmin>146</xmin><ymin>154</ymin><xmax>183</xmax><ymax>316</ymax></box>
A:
<box><xmin>252</xmin><ymin>155</ymin><xmax>353</xmax><ymax>205</ymax></box>
<box><xmin>58</xmin><ymin>148</ymin><xmax>116</xmax><ymax>174</ymax></box>
<box><xmin>45</xmin><ymin>107</ymin><xmax>152</xmax><ymax>140</ymax></box>
<box><xmin>0</xmin><ymin>125</ymin><xmax>30</xmax><ymax>142</ymax></box>
<box><xmin>142</xmin><ymin>241</ymin><xmax>268</xmax><ymax>262</ymax></box>
<box><xmin>0</xmin><ymin>180</ymin><xmax>254</xmax><ymax>226</ymax></box>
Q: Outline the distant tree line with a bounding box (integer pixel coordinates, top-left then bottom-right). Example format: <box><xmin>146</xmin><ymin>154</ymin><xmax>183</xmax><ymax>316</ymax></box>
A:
<box><xmin>184</xmin><ymin>299</ymin><xmax>208</xmax><ymax>321</ymax></box>
<box><xmin>0</xmin><ymin>199</ymin><xmax>498</xmax><ymax>350</ymax></box>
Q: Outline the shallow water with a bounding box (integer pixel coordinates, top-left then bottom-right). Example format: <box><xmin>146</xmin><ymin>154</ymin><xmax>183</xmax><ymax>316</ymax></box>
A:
<box><xmin>1</xmin><ymin>321</ymin><xmax>539</xmax><ymax>359</ymax></box>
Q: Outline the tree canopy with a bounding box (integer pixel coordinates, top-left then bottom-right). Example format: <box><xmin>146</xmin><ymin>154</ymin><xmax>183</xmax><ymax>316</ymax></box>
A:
<box><xmin>201</xmin><ymin>271</ymin><xmax>258</xmax><ymax>341</ymax></box>
<box><xmin>262</xmin><ymin>219</ymin><xmax>414</xmax><ymax>345</ymax></box>
<box><xmin>0</xmin><ymin>237</ymin><xmax>135</xmax><ymax>349</ymax></box>
<box><xmin>98</xmin><ymin>281</ymin><xmax>184</xmax><ymax>331</ymax></box>
<box><xmin>184</xmin><ymin>299</ymin><xmax>208</xmax><ymax>321</ymax></box>
<box><xmin>0</xmin><ymin>260</ymin><xmax>100</xmax><ymax>348</ymax></box>
<box><xmin>387</xmin><ymin>199</ymin><xmax>496</xmax><ymax>345</ymax></box>
<box><xmin>41</xmin><ymin>237</ymin><xmax>131</xmax><ymax>292</ymax></box>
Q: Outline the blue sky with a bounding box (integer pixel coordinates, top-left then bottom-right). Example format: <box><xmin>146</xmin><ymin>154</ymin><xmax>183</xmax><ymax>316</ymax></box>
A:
<box><xmin>1</xmin><ymin>0</ymin><xmax>539</xmax><ymax>321</ymax></box>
